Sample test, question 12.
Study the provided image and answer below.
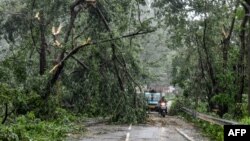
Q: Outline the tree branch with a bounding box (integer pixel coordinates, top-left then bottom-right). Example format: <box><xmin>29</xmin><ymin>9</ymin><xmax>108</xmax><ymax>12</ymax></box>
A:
<box><xmin>45</xmin><ymin>0</ymin><xmax>153</xmax><ymax>99</ymax></box>
<box><xmin>227</xmin><ymin>1</ymin><xmax>239</xmax><ymax>40</ymax></box>
<box><xmin>1</xmin><ymin>103</ymin><xmax>8</xmax><ymax>124</ymax></box>
<box><xmin>44</xmin><ymin>0</ymin><xmax>87</xmax><ymax>100</ymax></box>
<box><xmin>51</xmin><ymin>30</ymin><xmax>154</xmax><ymax>72</ymax></box>
<box><xmin>70</xmin><ymin>55</ymin><xmax>90</xmax><ymax>70</ymax></box>
<box><xmin>94</xmin><ymin>3</ymin><xmax>152</xmax><ymax>92</ymax></box>
<box><xmin>202</xmin><ymin>4</ymin><xmax>217</xmax><ymax>94</ymax></box>
<box><xmin>135</xmin><ymin>0</ymin><xmax>143</xmax><ymax>25</ymax></box>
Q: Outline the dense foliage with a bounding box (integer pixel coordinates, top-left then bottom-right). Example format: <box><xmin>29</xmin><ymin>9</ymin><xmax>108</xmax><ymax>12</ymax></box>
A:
<box><xmin>153</xmin><ymin>0</ymin><xmax>250</xmax><ymax>118</ymax></box>
<box><xmin>1</xmin><ymin>0</ymin><xmax>250</xmax><ymax>140</ymax></box>
<box><xmin>0</xmin><ymin>0</ymin><xmax>156</xmax><ymax>140</ymax></box>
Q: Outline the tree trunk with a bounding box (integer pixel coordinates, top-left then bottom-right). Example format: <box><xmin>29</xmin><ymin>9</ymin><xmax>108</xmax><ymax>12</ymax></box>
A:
<box><xmin>202</xmin><ymin>19</ymin><xmax>217</xmax><ymax>96</ymax></box>
<box><xmin>1</xmin><ymin>103</ymin><xmax>8</xmax><ymax>124</ymax></box>
<box><xmin>43</xmin><ymin>1</ymin><xmax>83</xmax><ymax>100</ymax></box>
<box><xmin>43</xmin><ymin>52</ymin><xmax>65</xmax><ymax>100</ymax></box>
<box><xmin>221</xmin><ymin>2</ymin><xmax>238</xmax><ymax>70</ymax></box>
<box><xmin>237</xmin><ymin>15</ymin><xmax>248</xmax><ymax>103</ymax></box>
<box><xmin>196</xmin><ymin>35</ymin><xmax>214</xmax><ymax>111</ymax></box>
<box><xmin>243</xmin><ymin>0</ymin><xmax>250</xmax><ymax>116</ymax></box>
<box><xmin>248</xmin><ymin>19</ymin><xmax>250</xmax><ymax>115</ymax></box>
<box><xmin>39</xmin><ymin>11</ymin><xmax>47</xmax><ymax>75</ymax></box>
<box><xmin>222</xmin><ymin>37</ymin><xmax>229</xmax><ymax>69</ymax></box>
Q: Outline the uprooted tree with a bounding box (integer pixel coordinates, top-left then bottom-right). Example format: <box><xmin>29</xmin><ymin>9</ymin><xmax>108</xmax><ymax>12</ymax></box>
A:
<box><xmin>0</xmin><ymin>0</ymin><xmax>154</xmax><ymax>123</ymax></box>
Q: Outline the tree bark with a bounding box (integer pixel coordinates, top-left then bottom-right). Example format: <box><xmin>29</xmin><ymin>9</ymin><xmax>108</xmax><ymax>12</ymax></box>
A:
<box><xmin>202</xmin><ymin>19</ymin><xmax>217</xmax><ymax>95</ymax></box>
<box><xmin>243</xmin><ymin>0</ymin><xmax>250</xmax><ymax>116</ymax></box>
<box><xmin>248</xmin><ymin>21</ymin><xmax>250</xmax><ymax>115</ymax></box>
<box><xmin>221</xmin><ymin>2</ymin><xmax>238</xmax><ymax>69</ymax></box>
<box><xmin>39</xmin><ymin>11</ymin><xmax>47</xmax><ymax>75</ymax></box>
<box><xmin>43</xmin><ymin>0</ymin><xmax>84</xmax><ymax>100</ymax></box>
<box><xmin>248</xmin><ymin>20</ymin><xmax>250</xmax><ymax>116</ymax></box>
<box><xmin>237</xmin><ymin>15</ymin><xmax>248</xmax><ymax>103</ymax></box>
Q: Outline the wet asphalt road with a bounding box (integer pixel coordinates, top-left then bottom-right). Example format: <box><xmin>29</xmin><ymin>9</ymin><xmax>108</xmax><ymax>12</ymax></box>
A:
<box><xmin>67</xmin><ymin>112</ymin><xmax>209</xmax><ymax>141</ymax></box>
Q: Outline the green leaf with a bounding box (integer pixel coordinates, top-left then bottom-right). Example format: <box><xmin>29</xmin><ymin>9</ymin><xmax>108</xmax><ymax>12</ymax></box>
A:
<box><xmin>236</xmin><ymin>8</ymin><xmax>245</xmax><ymax>20</ymax></box>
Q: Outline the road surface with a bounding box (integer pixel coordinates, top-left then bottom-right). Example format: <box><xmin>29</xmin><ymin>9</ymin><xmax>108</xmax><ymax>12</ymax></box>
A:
<box><xmin>67</xmin><ymin>112</ymin><xmax>209</xmax><ymax>141</ymax></box>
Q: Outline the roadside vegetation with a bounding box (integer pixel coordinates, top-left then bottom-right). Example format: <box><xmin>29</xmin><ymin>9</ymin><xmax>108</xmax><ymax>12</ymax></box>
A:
<box><xmin>152</xmin><ymin>2</ymin><xmax>250</xmax><ymax>139</ymax></box>
<box><xmin>157</xmin><ymin>0</ymin><xmax>250</xmax><ymax>139</ymax></box>
<box><xmin>169</xmin><ymin>95</ymin><xmax>250</xmax><ymax>141</ymax></box>
<box><xmin>0</xmin><ymin>110</ymin><xmax>86</xmax><ymax>140</ymax></box>
<box><xmin>0</xmin><ymin>0</ymin><xmax>152</xmax><ymax>140</ymax></box>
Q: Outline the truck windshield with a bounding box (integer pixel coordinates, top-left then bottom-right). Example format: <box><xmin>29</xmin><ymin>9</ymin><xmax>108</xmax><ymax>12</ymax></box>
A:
<box><xmin>145</xmin><ymin>92</ymin><xmax>161</xmax><ymax>102</ymax></box>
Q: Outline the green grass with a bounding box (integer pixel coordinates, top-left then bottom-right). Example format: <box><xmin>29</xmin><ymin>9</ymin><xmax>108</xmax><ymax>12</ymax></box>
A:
<box><xmin>240</xmin><ymin>116</ymin><xmax>250</xmax><ymax>124</ymax></box>
<box><xmin>181</xmin><ymin>112</ymin><xmax>224</xmax><ymax>141</ymax></box>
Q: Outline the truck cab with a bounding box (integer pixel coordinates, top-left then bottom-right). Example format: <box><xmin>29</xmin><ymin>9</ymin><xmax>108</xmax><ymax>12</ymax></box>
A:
<box><xmin>144</xmin><ymin>90</ymin><xmax>161</xmax><ymax>111</ymax></box>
